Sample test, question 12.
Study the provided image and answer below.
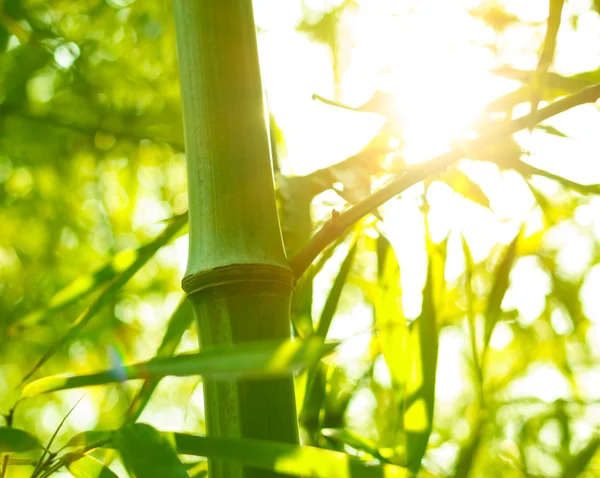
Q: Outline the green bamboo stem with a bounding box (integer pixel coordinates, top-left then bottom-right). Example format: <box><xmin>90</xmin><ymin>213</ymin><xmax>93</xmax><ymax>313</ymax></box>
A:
<box><xmin>173</xmin><ymin>2</ymin><xmax>298</xmax><ymax>477</ymax></box>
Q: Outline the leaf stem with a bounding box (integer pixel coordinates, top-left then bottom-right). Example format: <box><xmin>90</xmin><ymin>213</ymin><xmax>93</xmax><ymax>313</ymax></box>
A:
<box><xmin>290</xmin><ymin>83</ymin><xmax>600</xmax><ymax>278</ymax></box>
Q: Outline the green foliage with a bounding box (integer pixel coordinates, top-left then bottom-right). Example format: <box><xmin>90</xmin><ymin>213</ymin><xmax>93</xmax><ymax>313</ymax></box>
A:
<box><xmin>2</xmin><ymin>0</ymin><xmax>600</xmax><ymax>477</ymax></box>
<box><xmin>0</xmin><ymin>428</ymin><xmax>42</xmax><ymax>453</ymax></box>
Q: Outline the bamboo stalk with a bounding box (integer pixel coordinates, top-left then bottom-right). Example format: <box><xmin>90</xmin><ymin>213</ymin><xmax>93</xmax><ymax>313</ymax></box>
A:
<box><xmin>173</xmin><ymin>2</ymin><xmax>298</xmax><ymax>477</ymax></box>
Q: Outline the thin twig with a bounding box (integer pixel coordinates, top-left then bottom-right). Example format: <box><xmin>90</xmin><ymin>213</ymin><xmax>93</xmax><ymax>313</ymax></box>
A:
<box><xmin>289</xmin><ymin>83</ymin><xmax>600</xmax><ymax>278</ymax></box>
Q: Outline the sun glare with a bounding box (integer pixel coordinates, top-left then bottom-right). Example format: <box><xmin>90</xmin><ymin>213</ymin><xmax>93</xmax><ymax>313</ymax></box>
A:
<box><xmin>256</xmin><ymin>0</ymin><xmax>600</xmax><ymax>421</ymax></box>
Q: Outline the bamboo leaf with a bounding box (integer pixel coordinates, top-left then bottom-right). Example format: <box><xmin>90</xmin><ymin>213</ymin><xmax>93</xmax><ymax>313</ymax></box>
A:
<box><xmin>21</xmin><ymin>339</ymin><xmax>339</xmax><ymax>398</ymax></box>
<box><xmin>18</xmin><ymin>213</ymin><xmax>188</xmax><ymax>386</ymax></box>
<box><xmin>536</xmin><ymin>124</ymin><xmax>569</xmax><ymax>138</ymax></box>
<box><xmin>300</xmin><ymin>240</ymin><xmax>357</xmax><ymax>433</ymax></box>
<box><xmin>531</xmin><ymin>0</ymin><xmax>565</xmax><ymax>119</ymax></box>
<box><xmin>125</xmin><ymin>299</ymin><xmax>194</xmax><ymax>423</ymax></box>
<box><xmin>561</xmin><ymin>437</ymin><xmax>600</xmax><ymax>478</ymax></box>
<box><xmin>13</xmin><ymin>213</ymin><xmax>188</xmax><ymax>330</ymax></box>
<box><xmin>483</xmin><ymin>232</ymin><xmax>521</xmax><ymax>350</ymax></box>
<box><xmin>0</xmin><ymin>427</ymin><xmax>42</xmax><ymax>453</ymax></box>
<box><xmin>65</xmin><ymin>431</ymin><xmax>113</xmax><ymax>449</ymax></box>
<box><xmin>64</xmin><ymin>454</ymin><xmax>118</xmax><ymax>478</ymax></box>
<box><xmin>314</xmin><ymin>241</ymin><xmax>358</xmax><ymax>339</ymax></box>
<box><xmin>440</xmin><ymin>169</ymin><xmax>490</xmax><ymax>209</ymax></box>
<box><xmin>461</xmin><ymin>236</ymin><xmax>481</xmax><ymax>385</ymax></box>
<box><xmin>374</xmin><ymin>235</ymin><xmax>407</xmax><ymax>386</ymax></box>
<box><xmin>321</xmin><ymin>428</ymin><xmax>388</xmax><ymax>462</ymax></box>
<box><xmin>404</xmin><ymin>250</ymin><xmax>439</xmax><ymax>474</ymax></box>
<box><xmin>68</xmin><ymin>430</ymin><xmax>411</xmax><ymax>478</ymax></box>
<box><xmin>452</xmin><ymin>415</ymin><xmax>484</xmax><ymax>478</ymax></box>
<box><xmin>115</xmin><ymin>424</ymin><xmax>187</xmax><ymax>478</ymax></box>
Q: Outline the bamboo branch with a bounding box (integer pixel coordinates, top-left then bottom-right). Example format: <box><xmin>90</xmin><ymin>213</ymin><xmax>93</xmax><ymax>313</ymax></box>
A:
<box><xmin>289</xmin><ymin>83</ymin><xmax>600</xmax><ymax>278</ymax></box>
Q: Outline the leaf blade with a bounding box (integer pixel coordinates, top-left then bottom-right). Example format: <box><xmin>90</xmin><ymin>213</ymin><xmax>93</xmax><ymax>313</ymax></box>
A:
<box><xmin>115</xmin><ymin>424</ymin><xmax>187</xmax><ymax>478</ymax></box>
<box><xmin>0</xmin><ymin>427</ymin><xmax>42</xmax><ymax>453</ymax></box>
<box><xmin>22</xmin><ymin>339</ymin><xmax>339</xmax><ymax>398</ymax></box>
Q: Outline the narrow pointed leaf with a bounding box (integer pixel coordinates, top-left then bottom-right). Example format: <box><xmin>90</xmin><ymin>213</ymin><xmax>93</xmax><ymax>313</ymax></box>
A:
<box><xmin>115</xmin><ymin>424</ymin><xmax>187</xmax><ymax>478</ymax></box>
<box><xmin>314</xmin><ymin>241</ymin><xmax>358</xmax><ymax>339</ymax></box>
<box><xmin>483</xmin><ymin>232</ymin><xmax>521</xmax><ymax>350</ymax></box>
<box><xmin>65</xmin><ymin>431</ymin><xmax>113</xmax><ymax>449</ymax></box>
<box><xmin>14</xmin><ymin>214</ymin><xmax>189</xmax><ymax>329</ymax></box>
<box><xmin>374</xmin><ymin>235</ymin><xmax>407</xmax><ymax>386</ymax></box>
<box><xmin>561</xmin><ymin>437</ymin><xmax>600</xmax><ymax>478</ymax></box>
<box><xmin>321</xmin><ymin>428</ymin><xmax>388</xmax><ymax>462</ymax></box>
<box><xmin>404</xmin><ymin>252</ymin><xmax>439</xmax><ymax>473</ymax></box>
<box><xmin>0</xmin><ymin>427</ymin><xmax>42</xmax><ymax>453</ymax></box>
<box><xmin>126</xmin><ymin>299</ymin><xmax>194</xmax><ymax>423</ymax></box>
<box><xmin>536</xmin><ymin>124</ymin><xmax>569</xmax><ymax>138</ymax></box>
<box><xmin>531</xmin><ymin>0</ymin><xmax>565</xmax><ymax>118</ymax></box>
<box><xmin>461</xmin><ymin>236</ymin><xmax>481</xmax><ymax>383</ymax></box>
<box><xmin>19</xmin><ymin>214</ymin><xmax>188</xmax><ymax>386</ymax></box>
<box><xmin>64</xmin><ymin>454</ymin><xmax>118</xmax><ymax>478</ymax></box>
<box><xmin>21</xmin><ymin>339</ymin><xmax>338</xmax><ymax>398</ymax></box>
<box><xmin>69</xmin><ymin>430</ymin><xmax>411</xmax><ymax>478</ymax></box>
<box><xmin>452</xmin><ymin>414</ymin><xmax>484</xmax><ymax>478</ymax></box>
<box><xmin>441</xmin><ymin>169</ymin><xmax>490</xmax><ymax>209</ymax></box>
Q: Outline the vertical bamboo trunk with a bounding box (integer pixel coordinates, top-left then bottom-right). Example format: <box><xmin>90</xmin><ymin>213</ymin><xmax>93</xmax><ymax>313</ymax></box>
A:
<box><xmin>173</xmin><ymin>2</ymin><xmax>299</xmax><ymax>477</ymax></box>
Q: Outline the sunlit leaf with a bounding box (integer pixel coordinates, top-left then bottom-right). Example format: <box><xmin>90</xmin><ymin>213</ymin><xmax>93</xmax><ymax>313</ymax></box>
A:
<box><xmin>18</xmin><ymin>213</ymin><xmax>188</xmax><ymax>386</ymax></box>
<box><xmin>21</xmin><ymin>339</ymin><xmax>338</xmax><ymax>398</ymax></box>
<box><xmin>65</xmin><ymin>431</ymin><xmax>113</xmax><ymax>449</ymax></box>
<box><xmin>321</xmin><ymin>428</ymin><xmax>388</xmax><ymax>462</ymax></box>
<box><xmin>404</xmin><ymin>248</ymin><xmax>438</xmax><ymax>473</ymax></box>
<box><xmin>314</xmin><ymin>241</ymin><xmax>358</xmax><ymax>339</ymax></box>
<box><xmin>70</xmin><ymin>429</ymin><xmax>411</xmax><ymax>478</ymax></box>
<box><xmin>115</xmin><ymin>424</ymin><xmax>187</xmax><ymax>478</ymax></box>
<box><xmin>483</xmin><ymin>231</ymin><xmax>521</xmax><ymax>351</ymax></box>
<box><xmin>536</xmin><ymin>124</ymin><xmax>569</xmax><ymax>138</ymax></box>
<box><xmin>461</xmin><ymin>236</ymin><xmax>481</xmax><ymax>384</ymax></box>
<box><xmin>530</xmin><ymin>0</ymin><xmax>566</xmax><ymax>120</ymax></box>
<box><xmin>452</xmin><ymin>413</ymin><xmax>484</xmax><ymax>478</ymax></box>
<box><xmin>64</xmin><ymin>454</ymin><xmax>118</xmax><ymax>478</ymax></box>
<box><xmin>374</xmin><ymin>235</ymin><xmax>407</xmax><ymax>386</ymax></box>
<box><xmin>440</xmin><ymin>168</ymin><xmax>490</xmax><ymax>209</ymax></box>
<box><xmin>0</xmin><ymin>427</ymin><xmax>42</xmax><ymax>453</ymax></box>
<box><xmin>468</xmin><ymin>1</ymin><xmax>519</xmax><ymax>33</ymax></box>
<box><xmin>561</xmin><ymin>437</ymin><xmax>600</xmax><ymax>478</ymax></box>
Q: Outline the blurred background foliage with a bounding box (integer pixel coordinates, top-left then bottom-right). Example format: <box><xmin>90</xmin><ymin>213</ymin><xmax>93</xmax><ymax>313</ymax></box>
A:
<box><xmin>2</xmin><ymin>0</ymin><xmax>600</xmax><ymax>476</ymax></box>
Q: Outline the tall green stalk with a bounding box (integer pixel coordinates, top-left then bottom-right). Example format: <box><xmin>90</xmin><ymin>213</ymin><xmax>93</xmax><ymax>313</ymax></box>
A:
<box><xmin>173</xmin><ymin>2</ymin><xmax>299</xmax><ymax>477</ymax></box>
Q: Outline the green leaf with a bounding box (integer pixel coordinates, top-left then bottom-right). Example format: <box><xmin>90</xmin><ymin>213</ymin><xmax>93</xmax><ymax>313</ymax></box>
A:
<box><xmin>125</xmin><ymin>299</ymin><xmax>194</xmax><ymax>423</ymax></box>
<box><xmin>21</xmin><ymin>338</ymin><xmax>338</xmax><ymax>398</ymax></box>
<box><xmin>18</xmin><ymin>213</ymin><xmax>188</xmax><ymax>386</ymax></box>
<box><xmin>461</xmin><ymin>236</ymin><xmax>482</xmax><ymax>385</ymax></box>
<box><xmin>483</xmin><ymin>231</ymin><xmax>521</xmax><ymax>350</ymax></box>
<box><xmin>64</xmin><ymin>454</ymin><xmax>119</xmax><ymax>478</ymax></box>
<box><xmin>65</xmin><ymin>431</ymin><xmax>113</xmax><ymax>449</ymax></box>
<box><xmin>0</xmin><ymin>427</ymin><xmax>42</xmax><ymax>453</ymax></box>
<box><xmin>374</xmin><ymin>235</ymin><xmax>407</xmax><ymax>386</ymax></box>
<box><xmin>535</xmin><ymin>124</ymin><xmax>569</xmax><ymax>138</ymax></box>
<box><xmin>561</xmin><ymin>437</ymin><xmax>600</xmax><ymax>478</ymax></box>
<box><xmin>452</xmin><ymin>414</ymin><xmax>484</xmax><ymax>478</ymax></box>
<box><xmin>115</xmin><ymin>424</ymin><xmax>187</xmax><ymax>478</ymax></box>
<box><xmin>321</xmin><ymin>428</ymin><xmax>388</xmax><ymax>462</ymax></box>
<box><xmin>531</xmin><ymin>0</ymin><xmax>565</xmax><ymax>119</ymax></box>
<box><xmin>404</xmin><ymin>248</ymin><xmax>439</xmax><ymax>474</ymax></box>
<box><xmin>314</xmin><ymin>241</ymin><xmax>358</xmax><ymax>339</ymax></box>
<box><xmin>440</xmin><ymin>168</ymin><xmax>490</xmax><ymax>209</ymax></box>
<box><xmin>72</xmin><ymin>430</ymin><xmax>411</xmax><ymax>478</ymax></box>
